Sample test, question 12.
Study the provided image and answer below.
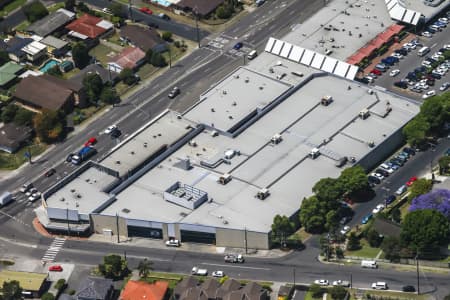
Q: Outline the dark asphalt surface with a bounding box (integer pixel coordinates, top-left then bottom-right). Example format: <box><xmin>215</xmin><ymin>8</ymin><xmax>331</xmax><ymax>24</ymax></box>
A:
<box><xmin>0</xmin><ymin>0</ymin><xmax>449</xmax><ymax>296</ymax></box>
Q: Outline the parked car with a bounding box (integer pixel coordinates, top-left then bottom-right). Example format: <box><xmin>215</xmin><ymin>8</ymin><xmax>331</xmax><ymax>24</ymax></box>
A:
<box><xmin>165</xmin><ymin>239</ymin><xmax>181</xmax><ymax>247</ymax></box>
<box><xmin>139</xmin><ymin>7</ymin><xmax>153</xmax><ymax>14</ymax></box>
<box><xmin>212</xmin><ymin>271</ymin><xmax>225</xmax><ymax>278</ymax></box>
<box><xmin>422</xmin><ymin>90</ymin><xmax>436</xmax><ymax>99</ymax></box>
<box><xmin>361</xmin><ymin>214</ymin><xmax>373</xmax><ymax>224</ymax></box>
<box><xmin>375</xmin><ymin>168</ymin><xmax>389</xmax><ymax>177</ymax></box>
<box><xmin>368</xmin><ymin>175</ymin><xmax>381</xmax><ymax>185</ymax></box>
<box><xmin>385</xmin><ymin>195</ymin><xmax>396</xmax><ymax>205</ymax></box>
<box><xmin>440</xmin><ymin>82</ymin><xmax>450</xmax><ymax>91</ymax></box>
<box><xmin>110</xmin><ymin>129</ymin><xmax>122</xmax><ymax>139</ymax></box>
<box><xmin>402</xmin><ymin>285</ymin><xmax>416</xmax><ymax>292</ymax></box>
<box><xmin>168</xmin><ymin>87</ymin><xmax>180</xmax><ymax>99</ymax></box>
<box><xmin>372</xmin><ymin>204</ymin><xmax>384</xmax><ymax>214</ymax></box>
<box><xmin>49</xmin><ymin>265</ymin><xmax>63</xmax><ymax>272</ymax></box>
<box><xmin>406</xmin><ymin>176</ymin><xmax>418</xmax><ymax>187</ymax></box>
<box><xmin>389</xmin><ymin>69</ymin><xmax>400</xmax><ymax>77</ymax></box>
<box><xmin>340</xmin><ymin>225</ymin><xmax>350</xmax><ymax>235</ymax></box>
<box><xmin>332</xmin><ymin>280</ymin><xmax>350</xmax><ymax>287</ymax></box>
<box><xmin>314</xmin><ymin>279</ymin><xmax>329</xmax><ymax>286</ymax></box>
<box><xmin>403</xmin><ymin>147</ymin><xmax>416</xmax><ymax>156</ymax></box>
<box><xmin>84</xmin><ymin>137</ymin><xmax>97</xmax><ymax>146</ymax></box>
<box><xmin>372</xmin><ymin>282</ymin><xmax>388</xmax><ymax>290</ymax></box>
<box><xmin>394</xmin><ymin>81</ymin><xmax>407</xmax><ymax>89</ymax></box>
<box><xmin>371</xmin><ymin>69</ymin><xmax>382</xmax><ymax>76</ymax></box>
<box><xmin>395</xmin><ymin>185</ymin><xmax>407</xmax><ymax>196</ymax></box>
<box><xmin>158</xmin><ymin>13</ymin><xmax>170</xmax><ymax>20</ymax></box>
<box><xmin>421</xmin><ymin>31</ymin><xmax>432</xmax><ymax>37</ymax></box>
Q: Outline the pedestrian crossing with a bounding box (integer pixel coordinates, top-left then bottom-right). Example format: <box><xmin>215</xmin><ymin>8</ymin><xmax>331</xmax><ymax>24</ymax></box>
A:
<box><xmin>41</xmin><ymin>237</ymin><xmax>66</xmax><ymax>263</ymax></box>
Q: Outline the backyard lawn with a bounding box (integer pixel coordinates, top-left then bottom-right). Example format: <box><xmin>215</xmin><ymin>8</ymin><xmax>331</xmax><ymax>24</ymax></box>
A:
<box><xmin>89</xmin><ymin>44</ymin><xmax>118</xmax><ymax>67</ymax></box>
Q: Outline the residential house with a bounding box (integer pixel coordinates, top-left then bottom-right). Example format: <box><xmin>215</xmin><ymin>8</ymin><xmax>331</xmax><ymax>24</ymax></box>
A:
<box><xmin>173</xmin><ymin>276</ymin><xmax>199</xmax><ymax>300</ymax></box>
<box><xmin>0</xmin><ymin>123</ymin><xmax>33</xmax><ymax>153</ymax></box>
<box><xmin>69</xmin><ymin>63</ymin><xmax>119</xmax><ymax>87</ymax></box>
<box><xmin>13</xmin><ymin>74</ymin><xmax>85</xmax><ymax>112</ymax></box>
<box><xmin>107</xmin><ymin>46</ymin><xmax>146</xmax><ymax>73</ymax></box>
<box><xmin>27</xmin><ymin>8</ymin><xmax>75</xmax><ymax>37</ymax></box>
<box><xmin>277</xmin><ymin>285</ymin><xmax>293</xmax><ymax>300</ymax></box>
<box><xmin>0</xmin><ymin>61</ymin><xmax>24</xmax><ymax>88</ymax></box>
<box><xmin>215</xmin><ymin>279</ymin><xmax>241</xmax><ymax>299</ymax></box>
<box><xmin>120</xmin><ymin>280</ymin><xmax>168</xmax><ymax>300</ymax></box>
<box><xmin>21</xmin><ymin>40</ymin><xmax>47</xmax><ymax>63</ymax></box>
<box><xmin>372</xmin><ymin>218</ymin><xmax>401</xmax><ymax>238</ymax></box>
<box><xmin>39</xmin><ymin>35</ymin><xmax>70</xmax><ymax>57</ymax></box>
<box><xmin>0</xmin><ymin>270</ymin><xmax>48</xmax><ymax>298</ymax></box>
<box><xmin>234</xmin><ymin>282</ymin><xmax>269</xmax><ymax>300</ymax></box>
<box><xmin>174</xmin><ymin>0</ymin><xmax>225</xmax><ymax>17</ymax></box>
<box><xmin>66</xmin><ymin>14</ymin><xmax>114</xmax><ymax>47</ymax></box>
<box><xmin>75</xmin><ymin>276</ymin><xmax>114</xmax><ymax>300</ymax></box>
<box><xmin>5</xmin><ymin>36</ymin><xmax>33</xmax><ymax>62</ymax></box>
<box><xmin>120</xmin><ymin>25</ymin><xmax>167</xmax><ymax>53</ymax></box>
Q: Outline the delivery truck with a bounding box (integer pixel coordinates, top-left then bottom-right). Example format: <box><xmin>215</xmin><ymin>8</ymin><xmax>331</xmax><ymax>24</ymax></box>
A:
<box><xmin>72</xmin><ymin>146</ymin><xmax>97</xmax><ymax>165</ymax></box>
<box><xmin>0</xmin><ymin>192</ymin><xmax>13</xmax><ymax>207</ymax></box>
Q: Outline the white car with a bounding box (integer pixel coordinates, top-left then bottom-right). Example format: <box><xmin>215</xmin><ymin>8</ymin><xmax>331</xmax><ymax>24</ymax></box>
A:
<box><xmin>444</xmin><ymin>44</ymin><xmax>450</xmax><ymax>50</ymax></box>
<box><xmin>332</xmin><ymin>280</ymin><xmax>350</xmax><ymax>287</ymax></box>
<box><xmin>439</xmin><ymin>17</ymin><xmax>449</xmax><ymax>23</ymax></box>
<box><xmin>370</xmin><ymin>172</ymin><xmax>384</xmax><ymax>180</ymax></box>
<box><xmin>165</xmin><ymin>239</ymin><xmax>181</xmax><ymax>247</ymax></box>
<box><xmin>314</xmin><ymin>279</ymin><xmax>329</xmax><ymax>286</ymax></box>
<box><xmin>389</xmin><ymin>69</ymin><xmax>400</xmax><ymax>77</ymax></box>
<box><xmin>422</xmin><ymin>31</ymin><xmax>432</xmax><ymax>37</ymax></box>
<box><xmin>422</xmin><ymin>90</ymin><xmax>436</xmax><ymax>99</ymax></box>
<box><xmin>391</xmin><ymin>53</ymin><xmax>403</xmax><ymax>59</ymax></box>
<box><xmin>102</xmin><ymin>7</ymin><xmax>111</xmax><ymax>14</ymax></box>
<box><xmin>28</xmin><ymin>192</ymin><xmax>41</xmax><ymax>202</ymax></box>
<box><xmin>104</xmin><ymin>125</ymin><xmax>117</xmax><ymax>134</ymax></box>
<box><xmin>212</xmin><ymin>271</ymin><xmax>225</xmax><ymax>278</ymax></box>
<box><xmin>26</xmin><ymin>188</ymin><xmax>38</xmax><ymax>197</ymax></box>
<box><xmin>340</xmin><ymin>225</ymin><xmax>350</xmax><ymax>235</ymax></box>
<box><xmin>372</xmin><ymin>204</ymin><xmax>385</xmax><ymax>214</ymax></box>
<box><xmin>439</xmin><ymin>82</ymin><xmax>450</xmax><ymax>91</ymax></box>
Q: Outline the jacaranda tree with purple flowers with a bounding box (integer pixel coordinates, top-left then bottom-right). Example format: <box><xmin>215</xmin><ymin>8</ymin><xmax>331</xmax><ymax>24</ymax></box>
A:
<box><xmin>409</xmin><ymin>189</ymin><xmax>450</xmax><ymax>220</ymax></box>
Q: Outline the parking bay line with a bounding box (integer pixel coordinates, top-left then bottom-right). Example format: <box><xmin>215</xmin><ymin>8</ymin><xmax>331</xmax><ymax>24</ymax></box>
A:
<box><xmin>200</xmin><ymin>263</ymin><xmax>270</xmax><ymax>271</ymax></box>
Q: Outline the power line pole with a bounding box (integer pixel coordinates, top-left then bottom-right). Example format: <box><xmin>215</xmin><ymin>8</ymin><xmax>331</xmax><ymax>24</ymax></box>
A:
<box><xmin>194</xmin><ymin>7</ymin><xmax>200</xmax><ymax>48</ymax></box>
<box><xmin>416</xmin><ymin>253</ymin><xmax>420</xmax><ymax>295</ymax></box>
<box><xmin>244</xmin><ymin>227</ymin><xmax>248</xmax><ymax>254</ymax></box>
<box><xmin>66</xmin><ymin>207</ymin><xmax>70</xmax><ymax>236</ymax></box>
<box><xmin>116</xmin><ymin>213</ymin><xmax>120</xmax><ymax>243</ymax></box>
<box><xmin>293</xmin><ymin>267</ymin><xmax>296</xmax><ymax>287</ymax></box>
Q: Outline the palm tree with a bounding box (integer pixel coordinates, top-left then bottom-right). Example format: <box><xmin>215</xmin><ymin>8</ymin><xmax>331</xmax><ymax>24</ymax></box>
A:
<box><xmin>137</xmin><ymin>258</ymin><xmax>153</xmax><ymax>278</ymax></box>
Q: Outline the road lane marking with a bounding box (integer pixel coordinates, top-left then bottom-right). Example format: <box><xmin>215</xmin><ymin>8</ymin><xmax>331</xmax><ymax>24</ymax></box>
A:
<box><xmin>200</xmin><ymin>263</ymin><xmax>270</xmax><ymax>271</ymax></box>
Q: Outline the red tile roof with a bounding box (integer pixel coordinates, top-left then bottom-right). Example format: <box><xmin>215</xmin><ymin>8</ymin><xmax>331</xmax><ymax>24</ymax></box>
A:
<box><xmin>120</xmin><ymin>280</ymin><xmax>168</xmax><ymax>300</ymax></box>
<box><xmin>65</xmin><ymin>14</ymin><xmax>106</xmax><ymax>39</ymax></box>
<box><xmin>110</xmin><ymin>46</ymin><xmax>145</xmax><ymax>69</ymax></box>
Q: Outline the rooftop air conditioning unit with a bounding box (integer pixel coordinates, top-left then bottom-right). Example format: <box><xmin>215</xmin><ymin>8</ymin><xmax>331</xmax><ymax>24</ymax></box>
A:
<box><xmin>310</xmin><ymin>148</ymin><xmax>320</xmax><ymax>159</ymax></box>
<box><xmin>218</xmin><ymin>173</ymin><xmax>232</xmax><ymax>185</ymax></box>
<box><xmin>224</xmin><ymin>149</ymin><xmax>235</xmax><ymax>159</ymax></box>
<box><xmin>189</xmin><ymin>140</ymin><xmax>197</xmax><ymax>147</ymax></box>
<box><xmin>321</xmin><ymin>95</ymin><xmax>333</xmax><ymax>106</ymax></box>
<box><xmin>211</xmin><ymin>130</ymin><xmax>219</xmax><ymax>137</ymax></box>
<box><xmin>256</xmin><ymin>188</ymin><xmax>270</xmax><ymax>200</ymax></box>
<box><xmin>271</xmin><ymin>134</ymin><xmax>282</xmax><ymax>144</ymax></box>
<box><xmin>359</xmin><ymin>109</ymin><xmax>370</xmax><ymax>120</ymax></box>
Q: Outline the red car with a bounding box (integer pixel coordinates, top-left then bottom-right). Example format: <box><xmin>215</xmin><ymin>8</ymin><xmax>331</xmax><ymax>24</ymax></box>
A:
<box><xmin>139</xmin><ymin>7</ymin><xmax>153</xmax><ymax>14</ymax></box>
<box><xmin>84</xmin><ymin>137</ymin><xmax>97</xmax><ymax>147</ymax></box>
<box><xmin>371</xmin><ymin>69</ymin><xmax>382</xmax><ymax>76</ymax></box>
<box><xmin>49</xmin><ymin>265</ymin><xmax>63</xmax><ymax>272</ymax></box>
<box><xmin>44</xmin><ymin>168</ymin><xmax>56</xmax><ymax>177</ymax></box>
<box><xmin>406</xmin><ymin>176</ymin><xmax>418</xmax><ymax>186</ymax></box>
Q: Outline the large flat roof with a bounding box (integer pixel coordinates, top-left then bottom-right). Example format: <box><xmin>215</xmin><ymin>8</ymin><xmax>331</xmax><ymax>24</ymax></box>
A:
<box><xmin>100</xmin><ymin>110</ymin><xmax>194</xmax><ymax>177</ymax></box>
<box><xmin>104</xmin><ymin>66</ymin><xmax>419</xmax><ymax>232</ymax></box>
<box><xmin>45</xmin><ymin>166</ymin><xmax>117</xmax><ymax>214</ymax></box>
<box><xmin>283</xmin><ymin>0</ymin><xmax>394</xmax><ymax>61</ymax></box>
<box><xmin>184</xmin><ymin>67</ymin><xmax>291</xmax><ymax>133</ymax></box>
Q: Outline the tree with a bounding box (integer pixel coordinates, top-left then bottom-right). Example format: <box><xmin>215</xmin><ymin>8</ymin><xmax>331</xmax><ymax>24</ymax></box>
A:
<box><xmin>22</xmin><ymin>1</ymin><xmax>48</xmax><ymax>23</ymax></box>
<box><xmin>402</xmin><ymin>115</ymin><xmax>430</xmax><ymax>147</ymax></box>
<box><xmin>33</xmin><ymin>110</ymin><xmax>66</xmax><ymax>143</ymax></box>
<box><xmin>381</xmin><ymin>236</ymin><xmax>401</xmax><ymax>262</ymax></box>
<box><xmin>409</xmin><ymin>189</ymin><xmax>450</xmax><ymax>220</ymax></box>
<box><xmin>150</xmin><ymin>52</ymin><xmax>167</xmax><ymax>67</ymax></box>
<box><xmin>346</xmin><ymin>232</ymin><xmax>360</xmax><ymax>251</ymax></box>
<box><xmin>0</xmin><ymin>49</ymin><xmax>10</xmax><ymax>65</ymax></box>
<box><xmin>119</xmin><ymin>68</ymin><xmax>137</xmax><ymax>85</ymax></box>
<box><xmin>54</xmin><ymin>278</ymin><xmax>66</xmax><ymax>291</ymax></box>
<box><xmin>2</xmin><ymin>280</ymin><xmax>23</xmax><ymax>300</ymax></box>
<box><xmin>325</xmin><ymin>210</ymin><xmax>339</xmax><ymax>232</ymax></box>
<box><xmin>41</xmin><ymin>292</ymin><xmax>55</xmax><ymax>300</ymax></box>
<box><xmin>329</xmin><ymin>286</ymin><xmax>347</xmax><ymax>300</ymax></box>
<box><xmin>401</xmin><ymin>209</ymin><xmax>450</xmax><ymax>259</ymax></box>
<box><xmin>312</xmin><ymin>177</ymin><xmax>343</xmax><ymax>202</ymax></box>
<box><xmin>390</xmin><ymin>207</ymin><xmax>401</xmax><ymax>223</ymax></box>
<box><xmin>77</xmin><ymin>1</ymin><xmax>90</xmax><ymax>13</ymax></box>
<box><xmin>72</xmin><ymin>42</ymin><xmax>90</xmax><ymax>69</ymax></box>
<box><xmin>100</xmin><ymin>86</ymin><xmax>119</xmax><ymax>105</ymax></box>
<box><xmin>419</xmin><ymin>95</ymin><xmax>447</xmax><ymax>131</ymax></box>
<box><xmin>145</xmin><ymin>49</ymin><xmax>154</xmax><ymax>64</ymax></box>
<box><xmin>439</xmin><ymin>156</ymin><xmax>450</xmax><ymax>174</ymax></box>
<box><xmin>14</xmin><ymin>108</ymin><xmax>34</xmax><ymax>126</ymax></box>
<box><xmin>82</xmin><ymin>73</ymin><xmax>103</xmax><ymax>103</ymax></box>
<box><xmin>366</xmin><ymin>228</ymin><xmax>383</xmax><ymax>247</ymax></box>
<box><xmin>109</xmin><ymin>2</ymin><xmax>124</xmax><ymax>17</ymax></box>
<box><xmin>409</xmin><ymin>178</ymin><xmax>433</xmax><ymax>201</ymax></box>
<box><xmin>98</xmin><ymin>254</ymin><xmax>128</xmax><ymax>279</ymax></box>
<box><xmin>271</xmin><ymin>214</ymin><xmax>295</xmax><ymax>243</ymax></box>
<box><xmin>47</xmin><ymin>65</ymin><xmax>62</xmax><ymax>77</ymax></box>
<box><xmin>161</xmin><ymin>31</ymin><xmax>172</xmax><ymax>41</ymax></box>
<box><xmin>64</xmin><ymin>0</ymin><xmax>75</xmax><ymax>11</ymax></box>
<box><xmin>137</xmin><ymin>258</ymin><xmax>153</xmax><ymax>278</ymax></box>
<box><xmin>299</xmin><ymin>196</ymin><xmax>325</xmax><ymax>233</ymax></box>
<box><xmin>1</xmin><ymin>104</ymin><xmax>18</xmax><ymax>123</ymax></box>
<box><xmin>339</xmin><ymin>166</ymin><xmax>369</xmax><ymax>197</ymax></box>
<box><xmin>308</xmin><ymin>284</ymin><xmax>323</xmax><ymax>298</ymax></box>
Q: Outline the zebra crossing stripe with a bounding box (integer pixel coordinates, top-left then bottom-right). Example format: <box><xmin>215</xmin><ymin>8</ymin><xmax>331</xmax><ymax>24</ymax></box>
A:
<box><xmin>41</xmin><ymin>238</ymin><xmax>66</xmax><ymax>263</ymax></box>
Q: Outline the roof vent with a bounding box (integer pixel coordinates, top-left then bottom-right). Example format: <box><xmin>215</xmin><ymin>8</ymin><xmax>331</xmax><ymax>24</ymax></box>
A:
<box><xmin>256</xmin><ymin>188</ymin><xmax>270</xmax><ymax>200</ymax></box>
<box><xmin>189</xmin><ymin>140</ymin><xmax>197</xmax><ymax>147</ymax></box>
<box><xmin>218</xmin><ymin>173</ymin><xmax>232</xmax><ymax>185</ymax></box>
<box><xmin>116</xmin><ymin>160</ymin><xmax>121</xmax><ymax>164</ymax></box>
<box><xmin>60</xmin><ymin>197</ymin><xmax>65</xmax><ymax>202</ymax></box>
<box><xmin>70</xmin><ymin>189</ymin><xmax>75</xmax><ymax>193</ymax></box>
<box><xmin>271</xmin><ymin>134</ymin><xmax>282</xmax><ymax>144</ymax></box>
<box><xmin>177</xmin><ymin>115</ymin><xmax>182</xmax><ymax>119</ymax></box>
<box><xmin>368</xmin><ymin>89</ymin><xmax>374</xmax><ymax>95</ymax></box>
<box><xmin>130</xmin><ymin>151</ymin><xmax>135</xmax><ymax>155</ymax></box>
<box><xmin>223</xmin><ymin>220</ymin><xmax>229</xmax><ymax>225</ymax></box>
<box><xmin>223</xmin><ymin>90</ymin><xmax>227</xmax><ymax>94</ymax></box>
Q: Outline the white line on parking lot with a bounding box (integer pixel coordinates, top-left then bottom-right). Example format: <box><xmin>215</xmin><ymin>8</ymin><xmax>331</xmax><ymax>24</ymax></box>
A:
<box><xmin>200</xmin><ymin>263</ymin><xmax>270</xmax><ymax>271</ymax></box>
<box><xmin>430</xmin><ymin>43</ymin><xmax>437</xmax><ymax>49</ymax></box>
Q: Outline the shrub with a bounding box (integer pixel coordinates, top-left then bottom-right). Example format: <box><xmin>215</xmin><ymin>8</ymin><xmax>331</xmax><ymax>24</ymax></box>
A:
<box><xmin>409</xmin><ymin>189</ymin><xmax>450</xmax><ymax>219</ymax></box>
<box><xmin>308</xmin><ymin>284</ymin><xmax>323</xmax><ymax>298</ymax></box>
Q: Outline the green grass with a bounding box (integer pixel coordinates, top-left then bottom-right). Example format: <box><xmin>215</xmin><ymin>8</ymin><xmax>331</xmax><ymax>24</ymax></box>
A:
<box><xmin>107</xmin><ymin>31</ymin><xmax>125</xmax><ymax>46</ymax></box>
<box><xmin>304</xmin><ymin>291</ymin><xmax>326</xmax><ymax>300</ymax></box>
<box><xmin>88</xmin><ymin>44</ymin><xmax>118</xmax><ymax>67</ymax></box>
<box><xmin>353</xmin><ymin>289</ymin><xmax>430</xmax><ymax>300</ymax></box>
<box><xmin>345</xmin><ymin>239</ymin><xmax>380</xmax><ymax>258</ymax></box>
<box><xmin>47</xmin><ymin>2</ymin><xmax>64</xmax><ymax>13</ymax></box>
<box><xmin>14</xmin><ymin>20</ymin><xmax>30</xmax><ymax>31</ymax></box>
<box><xmin>0</xmin><ymin>0</ymin><xmax>26</xmax><ymax>16</ymax></box>
<box><xmin>136</xmin><ymin>63</ymin><xmax>157</xmax><ymax>80</ymax></box>
<box><xmin>0</xmin><ymin>142</ymin><xmax>47</xmax><ymax>170</ymax></box>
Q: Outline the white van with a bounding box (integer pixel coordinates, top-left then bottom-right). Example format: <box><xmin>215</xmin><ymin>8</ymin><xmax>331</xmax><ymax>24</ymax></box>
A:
<box><xmin>418</xmin><ymin>46</ymin><xmax>430</xmax><ymax>57</ymax></box>
<box><xmin>372</xmin><ymin>282</ymin><xmax>388</xmax><ymax>290</ymax></box>
<box><xmin>247</xmin><ymin>50</ymin><xmax>257</xmax><ymax>60</ymax></box>
<box><xmin>361</xmin><ymin>260</ymin><xmax>378</xmax><ymax>268</ymax></box>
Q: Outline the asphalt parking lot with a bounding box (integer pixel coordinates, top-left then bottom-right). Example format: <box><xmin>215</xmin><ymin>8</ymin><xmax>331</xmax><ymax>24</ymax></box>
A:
<box><xmin>367</xmin><ymin>17</ymin><xmax>450</xmax><ymax>100</ymax></box>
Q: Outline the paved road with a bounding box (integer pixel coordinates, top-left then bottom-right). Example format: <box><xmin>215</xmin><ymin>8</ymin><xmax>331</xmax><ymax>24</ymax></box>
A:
<box><xmin>373</xmin><ymin>24</ymin><xmax>450</xmax><ymax>100</ymax></box>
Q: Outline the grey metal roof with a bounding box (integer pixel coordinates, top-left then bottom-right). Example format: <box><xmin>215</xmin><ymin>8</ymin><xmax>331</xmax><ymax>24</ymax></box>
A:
<box><xmin>76</xmin><ymin>277</ymin><xmax>113</xmax><ymax>300</ymax></box>
<box><xmin>39</xmin><ymin>35</ymin><xmax>68</xmax><ymax>49</ymax></box>
<box><xmin>27</xmin><ymin>9</ymin><xmax>75</xmax><ymax>37</ymax></box>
